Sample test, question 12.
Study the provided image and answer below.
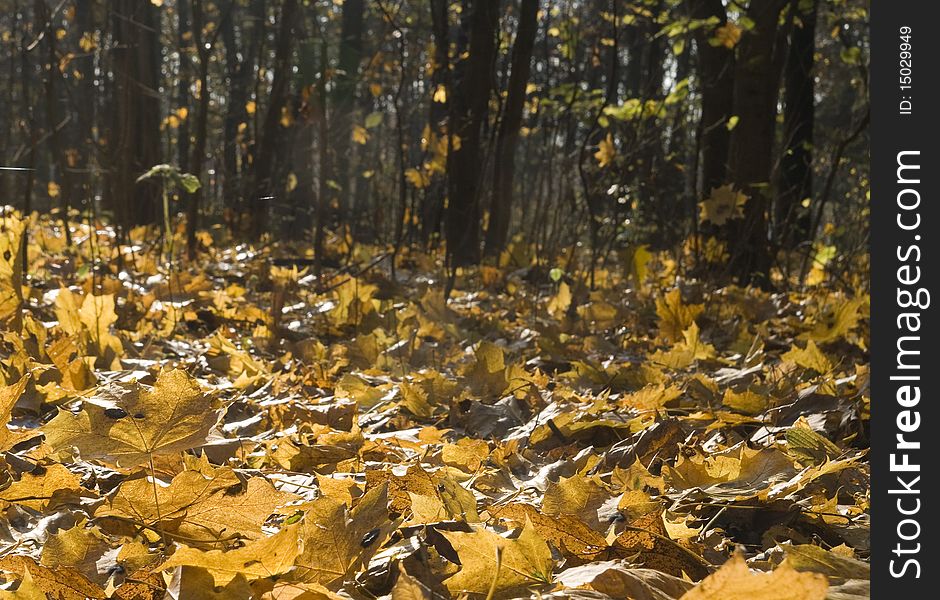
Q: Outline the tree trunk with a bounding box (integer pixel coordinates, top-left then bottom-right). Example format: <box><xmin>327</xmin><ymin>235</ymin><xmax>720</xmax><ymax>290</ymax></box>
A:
<box><xmin>445</xmin><ymin>0</ymin><xmax>499</xmax><ymax>268</ymax></box>
<box><xmin>691</xmin><ymin>0</ymin><xmax>735</xmax><ymax>194</ymax></box>
<box><xmin>107</xmin><ymin>0</ymin><xmax>162</xmax><ymax>228</ymax></box>
<box><xmin>726</xmin><ymin>0</ymin><xmax>789</xmax><ymax>286</ymax></box>
<box><xmin>73</xmin><ymin>0</ymin><xmax>96</xmax><ymax>211</ymax></box>
<box><xmin>775</xmin><ymin>0</ymin><xmax>817</xmax><ymax>249</ymax></box>
<box><xmin>332</xmin><ymin>0</ymin><xmax>364</xmax><ymax>220</ymax></box>
<box><xmin>222</xmin><ymin>0</ymin><xmax>264</xmax><ymax>226</ymax></box>
<box><xmin>187</xmin><ymin>0</ymin><xmax>211</xmax><ymax>259</ymax></box>
<box><xmin>176</xmin><ymin>0</ymin><xmax>192</xmax><ymax>171</ymax></box>
<box><xmin>420</xmin><ymin>0</ymin><xmax>450</xmax><ymax>245</ymax></box>
<box><xmin>248</xmin><ymin>0</ymin><xmax>298</xmax><ymax>239</ymax></box>
<box><xmin>35</xmin><ymin>0</ymin><xmax>70</xmax><ymax>243</ymax></box>
<box><xmin>483</xmin><ymin>0</ymin><xmax>537</xmax><ymax>256</ymax></box>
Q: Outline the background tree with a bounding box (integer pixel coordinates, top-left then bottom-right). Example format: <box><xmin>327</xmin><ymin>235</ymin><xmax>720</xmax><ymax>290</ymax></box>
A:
<box><xmin>0</xmin><ymin>0</ymin><xmax>869</xmax><ymax>291</ymax></box>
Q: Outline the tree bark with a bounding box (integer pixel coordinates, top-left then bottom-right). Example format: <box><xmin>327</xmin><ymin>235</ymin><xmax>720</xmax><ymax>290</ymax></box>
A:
<box><xmin>775</xmin><ymin>0</ymin><xmax>817</xmax><ymax>249</ymax></box>
<box><xmin>107</xmin><ymin>0</ymin><xmax>162</xmax><ymax>228</ymax></box>
<box><xmin>248</xmin><ymin>0</ymin><xmax>298</xmax><ymax>239</ymax></box>
<box><xmin>726</xmin><ymin>0</ymin><xmax>789</xmax><ymax>286</ymax></box>
<box><xmin>176</xmin><ymin>0</ymin><xmax>192</xmax><ymax>171</ymax></box>
<box><xmin>186</xmin><ymin>0</ymin><xmax>212</xmax><ymax>259</ymax></box>
<box><xmin>420</xmin><ymin>0</ymin><xmax>450</xmax><ymax>244</ymax></box>
<box><xmin>691</xmin><ymin>0</ymin><xmax>735</xmax><ymax>194</ymax></box>
<box><xmin>332</xmin><ymin>0</ymin><xmax>365</xmax><ymax>220</ymax></box>
<box><xmin>221</xmin><ymin>0</ymin><xmax>264</xmax><ymax>225</ymax></box>
<box><xmin>484</xmin><ymin>0</ymin><xmax>537</xmax><ymax>256</ymax></box>
<box><xmin>445</xmin><ymin>0</ymin><xmax>499</xmax><ymax>268</ymax></box>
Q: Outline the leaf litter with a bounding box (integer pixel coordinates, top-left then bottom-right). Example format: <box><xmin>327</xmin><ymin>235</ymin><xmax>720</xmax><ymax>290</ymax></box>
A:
<box><xmin>0</xmin><ymin>214</ymin><xmax>869</xmax><ymax>598</ymax></box>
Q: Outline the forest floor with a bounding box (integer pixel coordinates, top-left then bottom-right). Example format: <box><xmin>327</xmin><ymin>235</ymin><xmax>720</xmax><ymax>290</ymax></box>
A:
<box><xmin>0</xmin><ymin>214</ymin><xmax>869</xmax><ymax>599</ymax></box>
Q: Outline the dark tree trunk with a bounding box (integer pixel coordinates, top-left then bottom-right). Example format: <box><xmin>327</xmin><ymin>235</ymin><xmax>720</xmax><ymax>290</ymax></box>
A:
<box><xmin>186</xmin><ymin>0</ymin><xmax>211</xmax><ymax>259</ymax></box>
<box><xmin>35</xmin><ymin>0</ymin><xmax>70</xmax><ymax>243</ymax></box>
<box><xmin>420</xmin><ymin>0</ymin><xmax>450</xmax><ymax>245</ymax></box>
<box><xmin>73</xmin><ymin>0</ymin><xmax>96</xmax><ymax>210</ymax></box>
<box><xmin>248</xmin><ymin>0</ymin><xmax>298</xmax><ymax>239</ymax></box>
<box><xmin>221</xmin><ymin>0</ymin><xmax>264</xmax><ymax>223</ymax></box>
<box><xmin>484</xmin><ymin>0</ymin><xmax>538</xmax><ymax>256</ymax></box>
<box><xmin>726</xmin><ymin>0</ymin><xmax>789</xmax><ymax>286</ymax></box>
<box><xmin>691</xmin><ymin>0</ymin><xmax>734</xmax><ymax>194</ymax></box>
<box><xmin>314</xmin><ymin>34</ymin><xmax>330</xmax><ymax>276</ymax></box>
<box><xmin>332</xmin><ymin>0</ymin><xmax>364</xmax><ymax>219</ymax></box>
<box><xmin>445</xmin><ymin>0</ymin><xmax>500</xmax><ymax>268</ymax></box>
<box><xmin>107</xmin><ymin>0</ymin><xmax>162</xmax><ymax>228</ymax></box>
<box><xmin>176</xmin><ymin>0</ymin><xmax>192</xmax><ymax>171</ymax></box>
<box><xmin>775</xmin><ymin>0</ymin><xmax>817</xmax><ymax>248</ymax></box>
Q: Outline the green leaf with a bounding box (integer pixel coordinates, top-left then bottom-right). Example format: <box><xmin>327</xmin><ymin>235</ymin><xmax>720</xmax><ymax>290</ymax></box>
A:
<box><xmin>178</xmin><ymin>173</ymin><xmax>201</xmax><ymax>194</ymax></box>
<box><xmin>364</xmin><ymin>112</ymin><xmax>384</xmax><ymax>129</ymax></box>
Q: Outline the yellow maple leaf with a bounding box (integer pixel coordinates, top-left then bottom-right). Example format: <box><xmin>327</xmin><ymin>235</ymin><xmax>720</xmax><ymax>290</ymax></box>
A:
<box><xmin>594</xmin><ymin>133</ymin><xmax>615</xmax><ymax>168</ymax></box>
<box><xmin>79</xmin><ymin>32</ymin><xmax>96</xmax><ymax>53</ymax></box>
<box><xmin>43</xmin><ymin>369</ymin><xmax>223</xmax><ymax>468</ymax></box>
<box><xmin>0</xmin><ymin>566</ymin><xmax>45</xmax><ymax>600</ymax></box>
<box><xmin>713</xmin><ymin>23</ymin><xmax>743</xmax><ymax>49</ymax></box>
<box><xmin>699</xmin><ymin>185</ymin><xmax>748</xmax><ymax>226</ymax></box>
<box><xmin>158</xmin><ymin>523</ymin><xmax>302</xmax><ymax>586</ymax></box>
<box><xmin>405</xmin><ymin>167</ymin><xmax>430</xmax><ymax>189</ymax></box>
<box><xmin>679</xmin><ymin>553</ymin><xmax>827</xmax><ymax>600</ymax></box>
<box><xmin>352</xmin><ymin>124</ymin><xmax>370</xmax><ymax>144</ymax></box>
<box><xmin>442</xmin><ymin>520</ymin><xmax>553</xmax><ymax>598</ymax></box>
<box><xmin>656</xmin><ymin>288</ymin><xmax>704</xmax><ymax>343</ymax></box>
<box><xmin>97</xmin><ymin>469</ymin><xmax>297</xmax><ymax>543</ymax></box>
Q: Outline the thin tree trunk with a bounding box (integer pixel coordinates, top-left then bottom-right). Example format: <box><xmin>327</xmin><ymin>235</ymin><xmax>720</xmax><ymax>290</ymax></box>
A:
<box><xmin>484</xmin><ymin>0</ymin><xmax>537</xmax><ymax>256</ymax></box>
<box><xmin>726</xmin><ymin>0</ymin><xmax>789</xmax><ymax>286</ymax></box>
<box><xmin>36</xmin><ymin>0</ymin><xmax>71</xmax><ymax>244</ymax></box>
<box><xmin>332</xmin><ymin>0</ymin><xmax>364</xmax><ymax>220</ymax></box>
<box><xmin>775</xmin><ymin>0</ymin><xmax>817</xmax><ymax>249</ymax></box>
<box><xmin>177</xmin><ymin>0</ymin><xmax>192</xmax><ymax>171</ymax></box>
<box><xmin>187</xmin><ymin>0</ymin><xmax>211</xmax><ymax>259</ymax></box>
<box><xmin>691</xmin><ymin>0</ymin><xmax>734</xmax><ymax>194</ymax></box>
<box><xmin>107</xmin><ymin>0</ymin><xmax>162</xmax><ymax>228</ymax></box>
<box><xmin>445</xmin><ymin>0</ymin><xmax>499</xmax><ymax>270</ymax></box>
<box><xmin>249</xmin><ymin>0</ymin><xmax>298</xmax><ymax>240</ymax></box>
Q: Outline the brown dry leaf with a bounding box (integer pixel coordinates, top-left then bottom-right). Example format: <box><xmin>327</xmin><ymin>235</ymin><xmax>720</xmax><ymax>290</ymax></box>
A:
<box><xmin>261</xmin><ymin>581</ymin><xmax>348</xmax><ymax>599</ymax></box>
<box><xmin>43</xmin><ymin>369</ymin><xmax>223</xmax><ymax>468</ymax></box>
<box><xmin>0</xmin><ymin>463</ymin><xmax>87</xmax><ymax>510</ymax></box>
<box><xmin>721</xmin><ymin>388</ymin><xmax>768</xmax><ymax>416</ymax></box>
<box><xmin>441</xmin><ymin>520</ymin><xmax>553</xmax><ymax>599</ymax></box>
<box><xmin>465</xmin><ymin>341</ymin><xmax>511</xmax><ymax>397</ymax></box>
<box><xmin>39</xmin><ymin>521</ymin><xmax>111</xmax><ymax>584</ymax></box>
<box><xmin>779</xmin><ymin>543</ymin><xmax>870</xmax><ymax>580</ymax></box>
<box><xmin>698</xmin><ymin>185</ymin><xmax>747</xmax><ymax>226</ymax></box>
<box><xmin>490</xmin><ymin>502</ymin><xmax>610</xmax><ymax>566</ymax></box>
<box><xmin>0</xmin><ymin>375</ymin><xmax>31</xmax><ymax>451</ymax></box>
<box><xmin>97</xmin><ymin>469</ymin><xmax>296</xmax><ymax>543</ymax></box>
<box><xmin>555</xmin><ymin>561</ymin><xmax>694</xmax><ymax>600</ymax></box>
<box><xmin>0</xmin><ymin>567</ymin><xmax>46</xmax><ymax>600</ymax></box>
<box><xmin>784</xmin><ymin>418</ymin><xmax>842</xmax><ymax>466</ymax></box>
<box><xmin>541</xmin><ymin>473</ymin><xmax>609</xmax><ymax>528</ymax></box>
<box><xmin>0</xmin><ymin>555</ymin><xmax>106</xmax><ymax>600</ymax></box>
<box><xmin>800</xmin><ymin>296</ymin><xmax>867</xmax><ymax>344</ymax></box>
<box><xmin>656</xmin><ymin>289</ymin><xmax>704</xmax><ymax>343</ymax></box>
<box><xmin>679</xmin><ymin>553</ymin><xmax>827</xmax><ymax>600</ymax></box>
<box><xmin>163</xmin><ymin>566</ymin><xmax>253</xmax><ymax>599</ymax></box>
<box><xmin>294</xmin><ymin>483</ymin><xmax>392</xmax><ymax>587</ymax></box>
<box><xmin>664</xmin><ymin>445</ymin><xmax>797</xmax><ymax>499</ymax></box>
<box><xmin>391</xmin><ymin>567</ymin><xmax>434</xmax><ymax>600</ymax></box>
<box><xmin>613</xmin><ymin>512</ymin><xmax>710</xmax><ymax>581</ymax></box>
<box><xmin>781</xmin><ymin>340</ymin><xmax>833</xmax><ymax>373</ymax></box>
<box><xmin>157</xmin><ymin>523</ymin><xmax>302</xmax><ymax>586</ymax></box>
